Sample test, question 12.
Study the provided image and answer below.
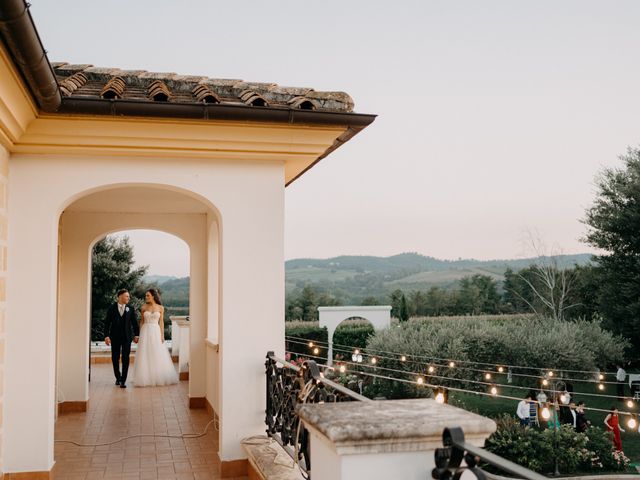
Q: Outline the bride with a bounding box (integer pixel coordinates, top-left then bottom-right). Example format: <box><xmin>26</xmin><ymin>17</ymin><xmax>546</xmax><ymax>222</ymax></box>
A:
<box><xmin>131</xmin><ymin>288</ymin><xmax>179</xmax><ymax>387</ymax></box>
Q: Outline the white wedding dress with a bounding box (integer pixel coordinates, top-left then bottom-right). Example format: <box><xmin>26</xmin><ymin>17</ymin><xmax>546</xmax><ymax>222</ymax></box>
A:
<box><xmin>131</xmin><ymin>310</ymin><xmax>179</xmax><ymax>387</ymax></box>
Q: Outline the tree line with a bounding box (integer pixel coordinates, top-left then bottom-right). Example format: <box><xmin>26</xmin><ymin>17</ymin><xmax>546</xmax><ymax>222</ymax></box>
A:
<box><xmin>285</xmin><ymin>263</ymin><xmax>599</xmax><ymax>322</ymax></box>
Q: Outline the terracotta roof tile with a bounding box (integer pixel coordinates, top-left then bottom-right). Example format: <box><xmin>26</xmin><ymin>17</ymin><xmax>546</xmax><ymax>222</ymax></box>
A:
<box><xmin>52</xmin><ymin>62</ymin><xmax>355</xmax><ymax>112</ymax></box>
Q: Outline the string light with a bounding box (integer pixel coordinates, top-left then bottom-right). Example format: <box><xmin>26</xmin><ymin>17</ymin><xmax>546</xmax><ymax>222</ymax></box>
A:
<box><xmin>308</xmin><ymin>342</ymin><xmax>314</xmax><ymax>348</ymax></box>
<box><xmin>559</xmin><ymin>393</ymin><xmax>569</xmax><ymax>405</ymax></box>
<box><xmin>417</xmin><ymin>377</ymin><xmax>424</xmax><ymax>385</ymax></box>
<box><xmin>313</xmin><ymin>347</ymin><xmax>320</xmax><ymax>355</ymax></box>
<box><xmin>449</xmin><ymin>361</ymin><xmax>455</xmax><ymax>368</ymax></box>
<box><xmin>548</xmin><ymin>371</ymin><xmax>554</xmax><ymax>377</ymax></box>
<box><xmin>498</xmin><ymin>366</ymin><xmax>504</xmax><ymax>373</ymax></box>
<box><xmin>542</xmin><ymin>379</ymin><xmax>549</xmax><ymax>386</ymax></box>
<box><xmin>371</xmin><ymin>357</ymin><xmax>377</xmax><ymax>365</ymax></box>
<box><xmin>598</xmin><ymin>384</ymin><xmax>605</xmax><ymax>391</ymax></box>
<box><xmin>286</xmin><ymin>334</ymin><xmax>619</xmax><ymax>376</ymax></box>
<box><xmin>485</xmin><ymin>373</ymin><xmax>492</xmax><ymax>380</ymax></box>
<box><xmin>435</xmin><ymin>392</ymin><xmax>446</xmax><ymax>404</ymax></box>
<box><xmin>293</xmin><ymin>347</ymin><xmax>629</xmax><ymax>404</ymax></box>
<box><xmin>287</xmin><ymin>337</ymin><xmax>625</xmax><ymax>385</ymax></box>
<box><xmin>401</xmin><ymin>355</ymin><xmax>407</xmax><ymax>362</ymax></box>
<box><xmin>628</xmin><ymin>417</ymin><xmax>637</xmax><ymax>430</ymax></box>
<box><xmin>599</xmin><ymin>374</ymin><xmax>605</xmax><ymax>381</ymax></box>
<box><xmin>541</xmin><ymin>407</ymin><xmax>551</xmax><ymax>420</ymax></box>
<box><xmin>490</xmin><ymin>386</ymin><xmax>498</xmax><ymax>396</ymax></box>
<box><xmin>354</xmin><ymin>349</ymin><xmax>360</xmax><ymax>355</ymax></box>
<box><xmin>289</xmin><ymin>352</ymin><xmax>640</xmax><ymax>418</ymax></box>
<box><xmin>627</xmin><ymin>399</ymin><xmax>635</xmax><ymax>409</ymax></box>
<box><xmin>428</xmin><ymin>365</ymin><xmax>435</xmax><ymax>373</ymax></box>
<box><xmin>339</xmin><ymin>365</ymin><xmax>346</xmax><ymax>374</ymax></box>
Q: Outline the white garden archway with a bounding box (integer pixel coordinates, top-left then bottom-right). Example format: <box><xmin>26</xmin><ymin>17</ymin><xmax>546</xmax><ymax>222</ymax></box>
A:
<box><xmin>318</xmin><ymin>306</ymin><xmax>392</xmax><ymax>365</ymax></box>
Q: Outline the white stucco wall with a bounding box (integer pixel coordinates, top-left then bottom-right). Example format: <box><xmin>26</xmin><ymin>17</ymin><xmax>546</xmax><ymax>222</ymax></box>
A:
<box><xmin>4</xmin><ymin>154</ymin><xmax>285</xmax><ymax>472</ymax></box>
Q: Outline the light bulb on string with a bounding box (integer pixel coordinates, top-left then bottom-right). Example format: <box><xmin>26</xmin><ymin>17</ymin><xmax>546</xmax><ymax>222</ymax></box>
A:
<box><xmin>371</xmin><ymin>357</ymin><xmax>377</xmax><ymax>365</ymax></box>
<box><xmin>627</xmin><ymin>399</ymin><xmax>635</xmax><ymax>409</ymax></box>
<box><xmin>490</xmin><ymin>386</ymin><xmax>498</xmax><ymax>396</ymax></box>
<box><xmin>542</xmin><ymin>379</ymin><xmax>549</xmax><ymax>386</ymax></box>
<box><xmin>428</xmin><ymin>365</ymin><xmax>435</xmax><ymax>374</ymax></box>
<box><xmin>541</xmin><ymin>407</ymin><xmax>551</xmax><ymax>420</ymax></box>
<box><xmin>599</xmin><ymin>374</ymin><xmax>605</xmax><ymax>381</ymax></box>
<box><xmin>548</xmin><ymin>371</ymin><xmax>554</xmax><ymax>377</ymax></box>
<box><xmin>485</xmin><ymin>373</ymin><xmax>492</xmax><ymax>380</ymax></box>
<box><xmin>559</xmin><ymin>393</ymin><xmax>569</xmax><ymax>405</ymax></box>
<box><xmin>308</xmin><ymin>342</ymin><xmax>314</xmax><ymax>348</ymax></box>
<box><xmin>313</xmin><ymin>347</ymin><xmax>319</xmax><ymax>355</ymax></box>
<box><xmin>416</xmin><ymin>377</ymin><xmax>424</xmax><ymax>385</ymax></box>
<box><xmin>628</xmin><ymin>417</ymin><xmax>637</xmax><ymax>430</ymax></box>
<box><xmin>354</xmin><ymin>349</ymin><xmax>360</xmax><ymax>355</ymax></box>
<box><xmin>498</xmin><ymin>366</ymin><xmax>504</xmax><ymax>373</ymax></box>
<box><xmin>339</xmin><ymin>365</ymin><xmax>346</xmax><ymax>374</ymax></box>
<box><xmin>449</xmin><ymin>361</ymin><xmax>455</xmax><ymax>368</ymax></box>
<box><xmin>401</xmin><ymin>355</ymin><xmax>407</xmax><ymax>362</ymax></box>
<box><xmin>435</xmin><ymin>392</ymin><xmax>445</xmax><ymax>404</ymax></box>
<box><xmin>598</xmin><ymin>384</ymin><xmax>605</xmax><ymax>391</ymax></box>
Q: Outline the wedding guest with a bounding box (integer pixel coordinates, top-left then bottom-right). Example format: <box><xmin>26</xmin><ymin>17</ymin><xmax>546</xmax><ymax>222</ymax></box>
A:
<box><xmin>604</xmin><ymin>406</ymin><xmax>625</xmax><ymax>451</ymax></box>
<box><xmin>576</xmin><ymin>401</ymin><xmax>590</xmax><ymax>433</ymax></box>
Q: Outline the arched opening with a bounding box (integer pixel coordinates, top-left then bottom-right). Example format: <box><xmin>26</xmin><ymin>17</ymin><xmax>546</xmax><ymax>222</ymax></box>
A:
<box><xmin>318</xmin><ymin>306</ymin><xmax>392</xmax><ymax>365</ymax></box>
<box><xmin>53</xmin><ymin>184</ymin><xmax>223</xmax><ymax>473</ymax></box>
<box><xmin>87</xmin><ymin>229</ymin><xmax>190</xmax><ymax>385</ymax></box>
<box><xmin>55</xmin><ymin>187</ymin><xmax>219</xmax><ymax>396</ymax></box>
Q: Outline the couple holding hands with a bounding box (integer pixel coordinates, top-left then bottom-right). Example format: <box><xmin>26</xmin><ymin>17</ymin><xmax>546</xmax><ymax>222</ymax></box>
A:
<box><xmin>104</xmin><ymin>288</ymin><xmax>178</xmax><ymax>388</ymax></box>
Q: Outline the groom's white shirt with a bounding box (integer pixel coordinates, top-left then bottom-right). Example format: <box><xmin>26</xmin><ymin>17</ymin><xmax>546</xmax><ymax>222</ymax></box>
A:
<box><xmin>118</xmin><ymin>303</ymin><xmax>125</xmax><ymax>316</ymax></box>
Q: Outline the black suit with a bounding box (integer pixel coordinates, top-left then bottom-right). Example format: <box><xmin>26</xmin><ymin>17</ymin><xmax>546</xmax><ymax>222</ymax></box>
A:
<box><xmin>104</xmin><ymin>303</ymin><xmax>139</xmax><ymax>384</ymax></box>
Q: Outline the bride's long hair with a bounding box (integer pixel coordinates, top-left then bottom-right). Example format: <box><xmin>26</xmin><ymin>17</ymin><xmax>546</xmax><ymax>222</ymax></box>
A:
<box><xmin>146</xmin><ymin>288</ymin><xmax>163</xmax><ymax>305</ymax></box>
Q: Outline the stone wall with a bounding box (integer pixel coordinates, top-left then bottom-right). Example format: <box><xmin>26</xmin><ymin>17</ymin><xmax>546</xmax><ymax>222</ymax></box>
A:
<box><xmin>0</xmin><ymin>146</ymin><xmax>8</xmax><ymax>477</ymax></box>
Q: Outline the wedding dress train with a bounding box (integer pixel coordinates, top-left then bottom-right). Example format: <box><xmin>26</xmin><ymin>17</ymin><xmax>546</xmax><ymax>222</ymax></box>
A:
<box><xmin>131</xmin><ymin>310</ymin><xmax>179</xmax><ymax>387</ymax></box>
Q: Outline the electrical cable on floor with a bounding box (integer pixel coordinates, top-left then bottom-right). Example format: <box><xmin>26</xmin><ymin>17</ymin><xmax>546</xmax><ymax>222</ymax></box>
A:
<box><xmin>55</xmin><ymin>418</ymin><xmax>219</xmax><ymax>447</ymax></box>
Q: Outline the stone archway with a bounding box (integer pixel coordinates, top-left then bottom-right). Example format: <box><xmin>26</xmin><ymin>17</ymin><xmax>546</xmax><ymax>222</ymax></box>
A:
<box><xmin>318</xmin><ymin>306</ymin><xmax>392</xmax><ymax>365</ymax></box>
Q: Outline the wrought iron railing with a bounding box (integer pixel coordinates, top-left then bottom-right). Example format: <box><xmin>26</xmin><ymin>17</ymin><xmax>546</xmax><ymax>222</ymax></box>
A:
<box><xmin>432</xmin><ymin>427</ymin><xmax>546</xmax><ymax>480</ymax></box>
<box><xmin>265</xmin><ymin>351</ymin><xmax>369</xmax><ymax>477</ymax></box>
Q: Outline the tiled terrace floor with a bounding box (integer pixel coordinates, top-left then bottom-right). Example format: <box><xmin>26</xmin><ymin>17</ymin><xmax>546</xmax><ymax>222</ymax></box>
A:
<box><xmin>53</xmin><ymin>363</ymin><xmax>247</xmax><ymax>480</ymax></box>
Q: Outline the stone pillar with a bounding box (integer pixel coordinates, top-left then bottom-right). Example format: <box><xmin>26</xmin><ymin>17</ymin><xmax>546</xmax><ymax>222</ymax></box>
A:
<box><xmin>297</xmin><ymin>398</ymin><xmax>496</xmax><ymax>480</ymax></box>
<box><xmin>174</xmin><ymin>319</ymin><xmax>191</xmax><ymax>379</ymax></box>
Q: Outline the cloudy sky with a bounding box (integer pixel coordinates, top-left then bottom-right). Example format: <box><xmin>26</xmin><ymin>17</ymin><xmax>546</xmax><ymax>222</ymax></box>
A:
<box><xmin>31</xmin><ymin>1</ymin><xmax>640</xmax><ymax>276</ymax></box>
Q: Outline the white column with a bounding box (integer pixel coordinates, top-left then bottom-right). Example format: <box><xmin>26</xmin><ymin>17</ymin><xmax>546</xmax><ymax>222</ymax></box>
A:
<box><xmin>217</xmin><ymin>165</ymin><xmax>285</xmax><ymax>463</ymax></box>
<box><xmin>56</xmin><ymin>213</ymin><xmax>91</xmax><ymax>405</ymax></box>
<box><xmin>298</xmin><ymin>398</ymin><xmax>496</xmax><ymax>480</ymax></box>
<box><xmin>5</xmin><ymin>198</ymin><xmax>58</xmax><ymax>473</ymax></box>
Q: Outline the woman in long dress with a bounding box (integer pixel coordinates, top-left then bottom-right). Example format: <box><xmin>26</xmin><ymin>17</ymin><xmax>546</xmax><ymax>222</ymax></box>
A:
<box><xmin>604</xmin><ymin>406</ymin><xmax>625</xmax><ymax>451</ymax></box>
<box><xmin>131</xmin><ymin>288</ymin><xmax>179</xmax><ymax>387</ymax></box>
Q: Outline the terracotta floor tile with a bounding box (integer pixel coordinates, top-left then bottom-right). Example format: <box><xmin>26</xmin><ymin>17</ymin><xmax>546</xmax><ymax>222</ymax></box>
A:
<box><xmin>51</xmin><ymin>363</ymin><xmax>247</xmax><ymax>480</ymax></box>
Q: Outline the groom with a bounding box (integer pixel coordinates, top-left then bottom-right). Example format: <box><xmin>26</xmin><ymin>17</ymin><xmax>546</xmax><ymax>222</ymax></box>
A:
<box><xmin>104</xmin><ymin>289</ymin><xmax>139</xmax><ymax>388</ymax></box>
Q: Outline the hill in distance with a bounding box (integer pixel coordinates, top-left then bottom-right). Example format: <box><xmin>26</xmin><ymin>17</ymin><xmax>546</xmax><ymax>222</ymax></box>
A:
<box><xmin>285</xmin><ymin>252</ymin><xmax>594</xmax><ymax>300</ymax></box>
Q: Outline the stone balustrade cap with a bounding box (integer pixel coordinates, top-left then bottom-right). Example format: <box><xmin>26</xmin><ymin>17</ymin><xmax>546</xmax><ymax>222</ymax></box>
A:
<box><xmin>317</xmin><ymin>305</ymin><xmax>392</xmax><ymax>312</ymax></box>
<box><xmin>297</xmin><ymin>398</ymin><xmax>495</xmax><ymax>446</ymax></box>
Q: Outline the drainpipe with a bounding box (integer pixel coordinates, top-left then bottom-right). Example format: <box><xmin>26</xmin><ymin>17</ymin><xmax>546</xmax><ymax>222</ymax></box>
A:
<box><xmin>0</xmin><ymin>0</ymin><xmax>61</xmax><ymax>112</ymax></box>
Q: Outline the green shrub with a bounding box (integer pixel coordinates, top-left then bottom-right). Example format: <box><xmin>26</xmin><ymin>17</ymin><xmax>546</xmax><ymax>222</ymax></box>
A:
<box><xmin>484</xmin><ymin>415</ymin><xmax>628</xmax><ymax>474</ymax></box>
<box><xmin>333</xmin><ymin>323</ymin><xmax>375</xmax><ymax>352</ymax></box>
<box><xmin>284</xmin><ymin>323</ymin><xmax>328</xmax><ymax>361</ymax></box>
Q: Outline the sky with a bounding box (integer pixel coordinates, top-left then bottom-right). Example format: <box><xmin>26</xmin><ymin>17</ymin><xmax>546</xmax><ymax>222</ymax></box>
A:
<box><xmin>31</xmin><ymin>1</ymin><xmax>640</xmax><ymax>276</ymax></box>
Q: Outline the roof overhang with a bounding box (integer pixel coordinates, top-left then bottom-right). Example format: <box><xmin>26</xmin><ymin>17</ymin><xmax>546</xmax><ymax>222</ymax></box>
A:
<box><xmin>0</xmin><ymin>0</ymin><xmax>375</xmax><ymax>185</ymax></box>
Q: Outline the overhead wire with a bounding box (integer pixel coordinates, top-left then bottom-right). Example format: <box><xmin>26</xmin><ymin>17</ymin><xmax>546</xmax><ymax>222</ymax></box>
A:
<box><xmin>285</xmin><ymin>334</ymin><xmax>621</xmax><ymax>376</ymax></box>
<box><xmin>286</xmin><ymin>337</ymin><xmax>621</xmax><ymax>385</ymax></box>
<box><xmin>287</xmin><ymin>349</ymin><xmax>637</xmax><ymax>403</ymax></box>
<box><xmin>282</xmin><ymin>352</ymin><xmax>638</xmax><ymax>418</ymax></box>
